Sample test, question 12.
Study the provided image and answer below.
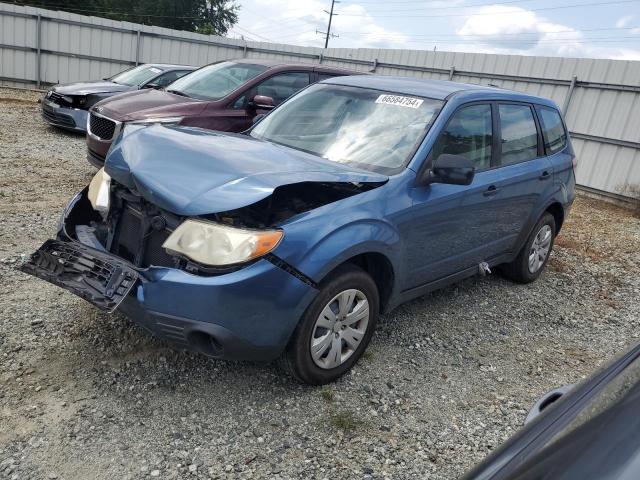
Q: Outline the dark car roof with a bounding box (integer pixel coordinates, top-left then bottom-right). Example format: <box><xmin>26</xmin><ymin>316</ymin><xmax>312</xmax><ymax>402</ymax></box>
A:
<box><xmin>228</xmin><ymin>58</ymin><xmax>360</xmax><ymax>75</ymax></box>
<box><xmin>323</xmin><ymin>75</ymin><xmax>557</xmax><ymax>106</ymax></box>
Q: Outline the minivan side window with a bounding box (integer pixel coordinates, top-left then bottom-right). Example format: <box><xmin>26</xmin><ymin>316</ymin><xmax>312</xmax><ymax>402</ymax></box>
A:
<box><xmin>255</xmin><ymin>72</ymin><xmax>311</xmax><ymax>105</ymax></box>
<box><xmin>537</xmin><ymin>106</ymin><xmax>567</xmax><ymax>154</ymax></box>
<box><xmin>431</xmin><ymin>104</ymin><xmax>493</xmax><ymax>170</ymax></box>
<box><xmin>498</xmin><ymin>104</ymin><xmax>539</xmax><ymax>166</ymax></box>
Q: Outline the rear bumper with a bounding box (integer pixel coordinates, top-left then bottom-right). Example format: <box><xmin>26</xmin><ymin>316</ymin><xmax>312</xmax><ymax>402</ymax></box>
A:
<box><xmin>41</xmin><ymin>103</ymin><xmax>87</xmax><ymax>133</ymax></box>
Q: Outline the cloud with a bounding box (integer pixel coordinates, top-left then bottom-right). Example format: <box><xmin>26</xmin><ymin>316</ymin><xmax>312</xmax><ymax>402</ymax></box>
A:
<box><xmin>231</xmin><ymin>0</ymin><xmax>408</xmax><ymax>49</ymax></box>
<box><xmin>615</xmin><ymin>15</ymin><xmax>634</xmax><ymax>28</ymax></box>
<box><xmin>454</xmin><ymin>5</ymin><xmax>640</xmax><ymax>59</ymax></box>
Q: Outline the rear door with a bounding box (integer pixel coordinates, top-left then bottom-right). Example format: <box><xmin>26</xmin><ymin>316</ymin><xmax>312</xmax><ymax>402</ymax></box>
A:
<box><xmin>490</xmin><ymin>102</ymin><xmax>554</xmax><ymax>254</ymax></box>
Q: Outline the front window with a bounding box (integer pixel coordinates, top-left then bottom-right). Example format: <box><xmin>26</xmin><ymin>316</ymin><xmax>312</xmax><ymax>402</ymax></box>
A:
<box><xmin>110</xmin><ymin>65</ymin><xmax>164</xmax><ymax>86</ymax></box>
<box><xmin>166</xmin><ymin>62</ymin><xmax>268</xmax><ymax>100</ymax></box>
<box><xmin>250</xmin><ymin>84</ymin><xmax>443</xmax><ymax>174</ymax></box>
<box><xmin>431</xmin><ymin>104</ymin><xmax>493</xmax><ymax>170</ymax></box>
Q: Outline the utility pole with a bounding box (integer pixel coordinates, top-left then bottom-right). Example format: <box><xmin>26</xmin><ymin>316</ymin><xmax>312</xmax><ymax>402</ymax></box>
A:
<box><xmin>320</xmin><ymin>0</ymin><xmax>339</xmax><ymax>49</ymax></box>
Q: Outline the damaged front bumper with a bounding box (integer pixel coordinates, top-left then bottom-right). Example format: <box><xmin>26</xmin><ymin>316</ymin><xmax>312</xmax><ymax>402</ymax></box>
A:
<box><xmin>20</xmin><ymin>190</ymin><xmax>318</xmax><ymax>362</ymax></box>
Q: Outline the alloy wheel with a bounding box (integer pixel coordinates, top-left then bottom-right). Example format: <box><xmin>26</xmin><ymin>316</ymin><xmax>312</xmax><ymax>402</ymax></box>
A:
<box><xmin>528</xmin><ymin>224</ymin><xmax>552</xmax><ymax>273</ymax></box>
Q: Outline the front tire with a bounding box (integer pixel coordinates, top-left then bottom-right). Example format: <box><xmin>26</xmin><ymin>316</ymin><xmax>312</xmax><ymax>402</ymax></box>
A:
<box><xmin>502</xmin><ymin>212</ymin><xmax>556</xmax><ymax>283</ymax></box>
<box><xmin>281</xmin><ymin>264</ymin><xmax>379</xmax><ymax>385</ymax></box>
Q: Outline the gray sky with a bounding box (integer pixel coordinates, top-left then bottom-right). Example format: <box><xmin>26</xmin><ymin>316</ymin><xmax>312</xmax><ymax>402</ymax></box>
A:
<box><xmin>228</xmin><ymin>0</ymin><xmax>640</xmax><ymax>60</ymax></box>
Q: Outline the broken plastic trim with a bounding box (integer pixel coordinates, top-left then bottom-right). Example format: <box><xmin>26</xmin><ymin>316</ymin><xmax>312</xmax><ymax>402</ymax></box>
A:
<box><xmin>264</xmin><ymin>253</ymin><xmax>318</xmax><ymax>288</ymax></box>
<box><xmin>19</xmin><ymin>239</ymin><xmax>138</xmax><ymax>313</ymax></box>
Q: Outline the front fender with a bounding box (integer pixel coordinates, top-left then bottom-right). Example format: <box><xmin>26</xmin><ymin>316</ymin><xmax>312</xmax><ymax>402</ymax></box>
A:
<box><xmin>276</xmin><ymin>218</ymin><xmax>402</xmax><ymax>284</ymax></box>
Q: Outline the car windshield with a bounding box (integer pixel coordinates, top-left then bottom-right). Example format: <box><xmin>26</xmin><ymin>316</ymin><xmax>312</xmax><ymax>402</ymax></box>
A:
<box><xmin>166</xmin><ymin>62</ymin><xmax>269</xmax><ymax>100</ymax></box>
<box><xmin>110</xmin><ymin>65</ymin><xmax>164</xmax><ymax>86</ymax></box>
<box><xmin>250</xmin><ymin>84</ymin><xmax>443</xmax><ymax>174</ymax></box>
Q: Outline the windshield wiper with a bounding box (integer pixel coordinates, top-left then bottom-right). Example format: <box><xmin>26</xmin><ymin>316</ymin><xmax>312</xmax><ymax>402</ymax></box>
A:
<box><xmin>166</xmin><ymin>89</ymin><xmax>191</xmax><ymax>98</ymax></box>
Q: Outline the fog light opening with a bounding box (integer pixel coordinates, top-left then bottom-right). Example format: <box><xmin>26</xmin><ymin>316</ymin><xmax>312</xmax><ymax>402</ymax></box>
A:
<box><xmin>189</xmin><ymin>331</ymin><xmax>224</xmax><ymax>357</ymax></box>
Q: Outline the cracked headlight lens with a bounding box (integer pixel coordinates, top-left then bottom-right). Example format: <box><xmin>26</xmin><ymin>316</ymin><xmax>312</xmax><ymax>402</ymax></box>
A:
<box><xmin>162</xmin><ymin>220</ymin><xmax>283</xmax><ymax>266</ymax></box>
<box><xmin>87</xmin><ymin>167</ymin><xmax>111</xmax><ymax>218</ymax></box>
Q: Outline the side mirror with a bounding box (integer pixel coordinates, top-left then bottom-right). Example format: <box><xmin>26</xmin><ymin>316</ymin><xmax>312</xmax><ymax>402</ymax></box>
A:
<box><xmin>142</xmin><ymin>83</ymin><xmax>161</xmax><ymax>89</ymax></box>
<box><xmin>250</xmin><ymin>95</ymin><xmax>275</xmax><ymax>110</ymax></box>
<box><xmin>524</xmin><ymin>384</ymin><xmax>573</xmax><ymax>425</ymax></box>
<box><xmin>423</xmin><ymin>154</ymin><xmax>475</xmax><ymax>186</ymax></box>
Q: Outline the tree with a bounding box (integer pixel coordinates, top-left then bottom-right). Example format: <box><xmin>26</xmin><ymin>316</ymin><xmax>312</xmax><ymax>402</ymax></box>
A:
<box><xmin>15</xmin><ymin>0</ymin><xmax>240</xmax><ymax>35</ymax></box>
<box><xmin>197</xmin><ymin>0</ymin><xmax>239</xmax><ymax>36</ymax></box>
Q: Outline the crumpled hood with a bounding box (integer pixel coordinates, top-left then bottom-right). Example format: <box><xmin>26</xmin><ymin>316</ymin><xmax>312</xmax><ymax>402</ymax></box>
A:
<box><xmin>96</xmin><ymin>89</ymin><xmax>206</xmax><ymax>121</ymax></box>
<box><xmin>104</xmin><ymin>125</ymin><xmax>388</xmax><ymax>216</ymax></box>
<box><xmin>52</xmin><ymin>81</ymin><xmax>130</xmax><ymax>95</ymax></box>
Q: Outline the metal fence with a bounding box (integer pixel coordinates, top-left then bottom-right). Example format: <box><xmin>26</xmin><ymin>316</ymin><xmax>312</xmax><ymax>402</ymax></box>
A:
<box><xmin>1</xmin><ymin>2</ymin><xmax>639</xmax><ymax>201</ymax></box>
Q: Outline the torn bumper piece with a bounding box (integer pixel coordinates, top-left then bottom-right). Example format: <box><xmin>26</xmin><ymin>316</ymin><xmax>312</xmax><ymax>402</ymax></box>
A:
<box><xmin>21</xmin><ymin>235</ymin><xmax>318</xmax><ymax>362</ymax></box>
<box><xmin>20</xmin><ymin>239</ymin><xmax>138</xmax><ymax>313</ymax></box>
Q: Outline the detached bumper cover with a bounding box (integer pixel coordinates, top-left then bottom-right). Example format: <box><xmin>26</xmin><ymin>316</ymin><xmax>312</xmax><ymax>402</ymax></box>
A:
<box><xmin>41</xmin><ymin>102</ymin><xmax>88</xmax><ymax>133</ymax></box>
<box><xmin>20</xmin><ymin>239</ymin><xmax>138</xmax><ymax>312</ymax></box>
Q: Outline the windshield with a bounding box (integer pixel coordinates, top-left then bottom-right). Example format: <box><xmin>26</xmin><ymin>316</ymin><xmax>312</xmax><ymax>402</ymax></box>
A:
<box><xmin>166</xmin><ymin>62</ymin><xmax>268</xmax><ymax>100</ymax></box>
<box><xmin>110</xmin><ymin>65</ymin><xmax>163</xmax><ymax>86</ymax></box>
<box><xmin>250</xmin><ymin>84</ymin><xmax>443</xmax><ymax>174</ymax></box>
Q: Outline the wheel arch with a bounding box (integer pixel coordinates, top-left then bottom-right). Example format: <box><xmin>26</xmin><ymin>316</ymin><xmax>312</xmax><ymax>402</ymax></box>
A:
<box><xmin>318</xmin><ymin>251</ymin><xmax>396</xmax><ymax>314</ymax></box>
<box><xmin>545</xmin><ymin>201</ymin><xmax>565</xmax><ymax>234</ymax></box>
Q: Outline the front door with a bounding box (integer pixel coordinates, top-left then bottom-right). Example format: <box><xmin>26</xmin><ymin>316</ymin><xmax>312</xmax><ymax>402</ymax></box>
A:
<box><xmin>402</xmin><ymin>103</ymin><xmax>510</xmax><ymax>289</ymax></box>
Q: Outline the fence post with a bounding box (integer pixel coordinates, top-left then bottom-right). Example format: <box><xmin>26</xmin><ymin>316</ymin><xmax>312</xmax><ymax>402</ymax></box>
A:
<box><xmin>369</xmin><ymin>58</ymin><xmax>378</xmax><ymax>73</ymax></box>
<box><xmin>36</xmin><ymin>14</ymin><xmax>42</xmax><ymax>88</ymax></box>
<box><xmin>135</xmin><ymin>30</ymin><xmax>141</xmax><ymax>65</ymax></box>
<box><xmin>562</xmin><ymin>75</ymin><xmax>578</xmax><ymax>115</ymax></box>
<box><xmin>449</xmin><ymin>66</ymin><xmax>455</xmax><ymax>80</ymax></box>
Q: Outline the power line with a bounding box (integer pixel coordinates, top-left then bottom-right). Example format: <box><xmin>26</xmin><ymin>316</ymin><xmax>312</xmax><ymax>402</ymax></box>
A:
<box><xmin>335</xmin><ymin>0</ymin><xmax>640</xmax><ymax>17</ymax></box>
<box><xmin>336</xmin><ymin>26</ymin><xmax>640</xmax><ymax>38</ymax></box>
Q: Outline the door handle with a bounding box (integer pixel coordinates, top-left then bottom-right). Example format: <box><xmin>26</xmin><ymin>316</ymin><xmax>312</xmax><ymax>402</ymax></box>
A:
<box><xmin>483</xmin><ymin>185</ymin><xmax>500</xmax><ymax>196</ymax></box>
<box><xmin>539</xmin><ymin>171</ymin><xmax>551</xmax><ymax>180</ymax></box>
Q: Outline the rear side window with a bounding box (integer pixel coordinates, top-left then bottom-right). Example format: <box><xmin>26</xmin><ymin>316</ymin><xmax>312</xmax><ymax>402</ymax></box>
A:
<box><xmin>431</xmin><ymin>104</ymin><xmax>493</xmax><ymax>170</ymax></box>
<box><xmin>256</xmin><ymin>72</ymin><xmax>311</xmax><ymax>105</ymax></box>
<box><xmin>537</xmin><ymin>106</ymin><xmax>567</xmax><ymax>154</ymax></box>
<box><xmin>318</xmin><ymin>73</ymin><xmax>340</xmax><ymax>81</ymax></box>
<box><xmin>499</xmin><ymin>104</ymin><xmax>538</xmax><ymax>165</ymax></box>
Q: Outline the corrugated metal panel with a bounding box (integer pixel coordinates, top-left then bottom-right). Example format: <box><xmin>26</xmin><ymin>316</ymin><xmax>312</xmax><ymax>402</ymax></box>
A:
<box><xmin>1</xmin><ymin>1</ymin><xmax>639</xmax><ymax>199</ymax></box>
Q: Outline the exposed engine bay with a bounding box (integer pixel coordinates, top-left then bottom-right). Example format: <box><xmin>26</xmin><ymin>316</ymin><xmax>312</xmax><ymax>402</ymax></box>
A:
<box><xmin>63</xmin><ymin>179</ymin><xmax>383</xmax><ymax>275</ymax></box>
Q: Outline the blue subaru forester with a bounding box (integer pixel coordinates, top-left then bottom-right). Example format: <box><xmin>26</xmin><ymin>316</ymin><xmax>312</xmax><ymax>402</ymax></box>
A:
<box><xmin>22</xmin><ymin>76</ymin><xmax>575</xmax><ymax>384</ymax></box>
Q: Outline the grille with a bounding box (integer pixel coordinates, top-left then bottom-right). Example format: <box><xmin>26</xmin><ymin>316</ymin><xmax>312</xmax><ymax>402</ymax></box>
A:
<box><xmin>111</xmin><ymin>205</ymin><xmax>175</xmax><ymax>268</ymax></box>
<box><xmin>48</xmin><ymin>91</ymin><xmax>72</xmax><ymax>107</ymax></box>
<box><xmin>89</xmin><ymin>113</ymin><xmax>116</xmax><ymax>140</ymax></box>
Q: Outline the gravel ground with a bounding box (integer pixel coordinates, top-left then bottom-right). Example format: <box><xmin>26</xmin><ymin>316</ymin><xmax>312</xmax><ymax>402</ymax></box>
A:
<box><xmin>1</xmin><ymin>87</ymin><xmax>639</xmax><ymax>480</ymax></box>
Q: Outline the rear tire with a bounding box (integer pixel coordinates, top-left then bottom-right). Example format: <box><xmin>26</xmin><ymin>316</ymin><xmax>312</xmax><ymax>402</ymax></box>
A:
<box><xmin>280</xmin><ymin>264</ymin><xmax>379</xmax><ymax>385</ymax></box>
<box><xmin>502</xmin><ymin>212</ymin><xmax>556</xmax><ymax>284</ymax></box>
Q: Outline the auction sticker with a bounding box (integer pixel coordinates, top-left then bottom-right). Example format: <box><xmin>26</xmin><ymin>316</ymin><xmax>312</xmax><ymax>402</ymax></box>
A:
<box><xmin>375</xmin><ymin>94</ymin><xmax>424</xmax><ymax>109</ymax></box>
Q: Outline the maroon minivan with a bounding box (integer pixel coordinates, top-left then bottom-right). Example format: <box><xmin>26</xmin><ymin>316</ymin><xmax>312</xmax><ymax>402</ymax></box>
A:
<box><xmin>86</xmin><ymin>59</ymin><xmax>359</xmax><ymax>167</ymax></box>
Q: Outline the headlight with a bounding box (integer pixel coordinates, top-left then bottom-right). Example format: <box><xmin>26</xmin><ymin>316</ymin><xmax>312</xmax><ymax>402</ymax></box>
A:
<box><xmin>130</xmin><ymin>116</ymin><xmax>183</xmax><ymax>125</ymax></box>
<box><xmin>87</xmin><ymin>167</ymin><xmax>111</xmax><ymax>218</ymax></box>
<box><xmin>61</xmin><ymin>95</ymin><xmax>73</xmax><ymax>104</ymax></box>
<box><xmin>162</xmin><ymin>220</ymin><xmax>283</xmax><ymax>266</ymax></box>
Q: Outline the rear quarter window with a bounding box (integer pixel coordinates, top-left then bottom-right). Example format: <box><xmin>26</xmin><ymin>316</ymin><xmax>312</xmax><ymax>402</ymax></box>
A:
<box><xmin>537</xmin><ymin>106</ymin><xmax>567</xmax><ymax>155</ymax></box>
